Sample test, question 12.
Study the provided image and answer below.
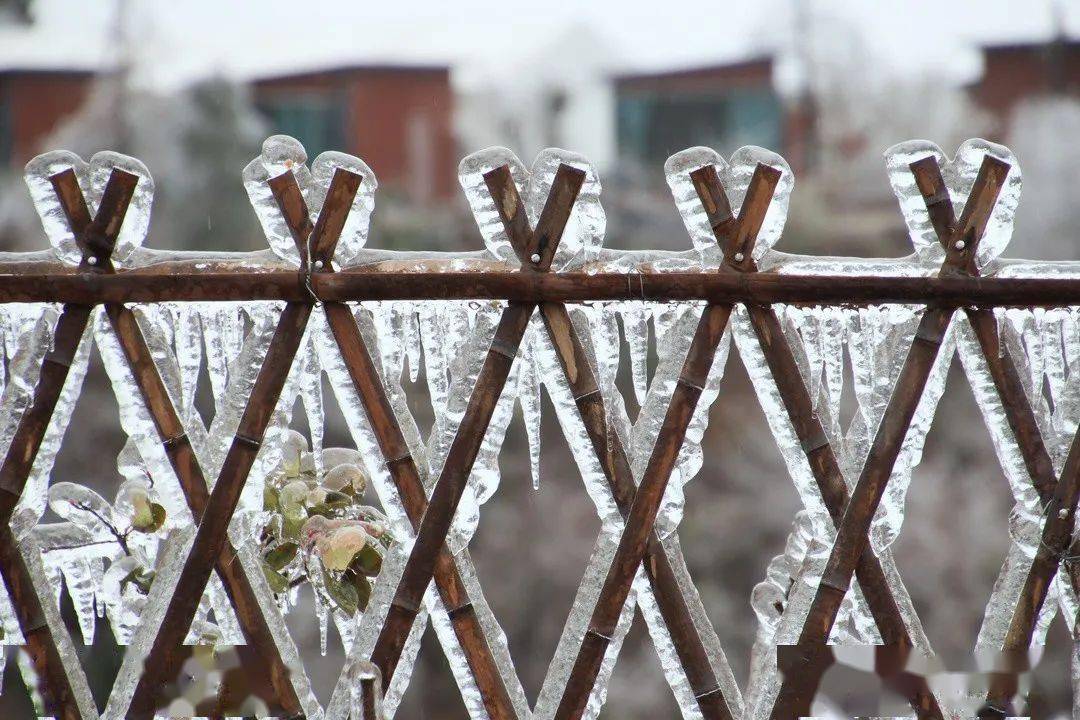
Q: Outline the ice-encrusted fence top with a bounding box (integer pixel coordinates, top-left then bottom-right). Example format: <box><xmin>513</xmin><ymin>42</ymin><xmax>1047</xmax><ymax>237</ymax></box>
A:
<box><xmin>0</xmin><ymin>133</ymin><xmax>1077</xmax><ymax>719</ymax></box>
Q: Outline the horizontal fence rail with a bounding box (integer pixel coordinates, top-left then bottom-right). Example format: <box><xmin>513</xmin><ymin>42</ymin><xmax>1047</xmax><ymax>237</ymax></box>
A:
<box><xmin>2</xmin><ymin>269</ymin><xmax>1080</xmax><ymax>306</ymax></box>
<box><xmin>0</xmin><ymin>134</ymin><xmax>1078</xmax><ymax>720</ymax></box>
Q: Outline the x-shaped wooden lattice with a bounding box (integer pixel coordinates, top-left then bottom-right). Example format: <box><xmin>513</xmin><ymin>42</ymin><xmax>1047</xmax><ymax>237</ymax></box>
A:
<box><xmin>744</xmin><ymin>154</ymin><xmax>1011</xmax><ymax>718</ymax></box>
<box><xmin>687</xmin><ymin>162</ymin><xmax>945</xmax><ymax>717</ymax></box>
<box><xmin>909</xmin><ymin>156</ymin><xmax>1080</xmax><ymax>717</ymax></box>
<box><xmin>267</xmin><ymin>165</ymin><xmax>552</xmax><ymax>719</ymax></box>
<box><xmin>104</xmin><ymin>166</ymin><xmax>363</xmax><ymax>717</ymax></box>
<box><xmin>0</xmin><ymin>147</ymin><xmax>1046</xmax><ymax>720</ymax></box>
<box><xmin>471</xmin><ymin>161</ymin><xmax>776</xmax><ymax>720</ymax></box>
<box><xmin>0</xmin><ymin>167</ymin><xmax>139</xmax><ymax>720</ymax></box>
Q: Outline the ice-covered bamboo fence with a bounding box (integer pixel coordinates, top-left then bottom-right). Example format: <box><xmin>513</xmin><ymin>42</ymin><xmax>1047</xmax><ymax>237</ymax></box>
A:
<box><xmin>0</xmin><ymin>134</ymin><xmax>1075</xmax><ymax>719</ymax></box>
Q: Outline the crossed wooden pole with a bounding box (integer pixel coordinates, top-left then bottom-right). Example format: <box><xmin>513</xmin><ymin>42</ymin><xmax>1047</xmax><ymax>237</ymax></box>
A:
<box><xmin>121</xmin><ymin>167</ymin><xmax>366</xmax><ymax>716</ymax></box>
<box><xmin>0</xmin><ymin>168</ymin><xmax>139</xmax><ymax>720</ymax></box>
<box><xmin>270</xmin><ymin>166</ymin><xmax>525</xmax><ymax>719</ymax></box>
<box><xmin>908</xmin><ymin>156</ymin><xmax>1080</xmax><ymax>717</ymax></box>
<box><xmin>767</xmin><ymin>153</ymin><xmax>1011</xmax><ymax>718</ymax></box>
<box><xmin>688</xmin><ymin>164</ymin><xmax>946</xmax><ymax>716</ymax></box>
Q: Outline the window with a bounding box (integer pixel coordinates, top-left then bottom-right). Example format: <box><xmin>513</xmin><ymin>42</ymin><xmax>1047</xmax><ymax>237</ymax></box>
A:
<box><xmin>617</xmin><ymin>87</ymin><xmax>782</xmax><ymax>168</ymax></box>
<box><xmin>257</xmin><ymin>93</ymin><xmax>346</xmax><ymax>160</ymax></box>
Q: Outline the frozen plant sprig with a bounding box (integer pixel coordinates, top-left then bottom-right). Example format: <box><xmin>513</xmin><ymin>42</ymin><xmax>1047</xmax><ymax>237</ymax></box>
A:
<box><xmin>259</xmin><ymin>430</ymin><xmax>392</xmax><ymax>616</ymax></box>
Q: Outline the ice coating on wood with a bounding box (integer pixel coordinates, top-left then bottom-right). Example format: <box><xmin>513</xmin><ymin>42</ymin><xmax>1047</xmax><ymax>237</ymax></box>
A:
<box><xmin>769</xmin><ymin>304</ymin><xmax>954</xmax><ymax>550</ymax></box>
<box><xmin>24</xmin><ymin>150</ymin><xmax>154</xmax><ymax>266</ymax></box>
<box><xmin>23</xmin><ymin>151</ymin><xmax>88</xmax><ymax>265</ymax></box>
<box><xmin>886</xmin><ymin>138</ymin><xmax>1021</xmax><ymax>268</ymax></box>
<box><xmin>459</xmin><ymin>146</ymin><xmax>605</xmax><ymax>269</ymax></box>
<box><xmin>310</xmin><ymin>150</ymin><xmax>378</xmax><ymax>267</ymax></box>
<box><xmin>243</xmin><ymin>135</ymin><xmax>377</xmax><ymax>266</ymax></box>
<box><xmin>0</xmin><ymin>305</ymin><xmax>94</xmax><ymax>539</ymax></box>
<box><xmin>458</xmin><ymin>147</ymin><xmax>530</xmax><ymax>263</ymax></box>
<box><xmin>958</xmin><ymin>308</ymin><xmax>1080</xmax><ymax>651</ymax></box>
<box><xmin>665</xmin><ymin>145</ymin><xmax>793</xmax><ymax>264</ymax></box>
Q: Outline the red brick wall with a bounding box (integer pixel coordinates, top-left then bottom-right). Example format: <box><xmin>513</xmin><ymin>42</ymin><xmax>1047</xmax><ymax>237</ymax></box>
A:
<box><xmin>613</xmin><ymin>58</ymin><xmax>773</xmax><ymax>94</ymax></box>
<box><xmin>971</xmin><ymin>42</ymin><xmax>1080</xmax><ymax>135</ymax></box>
<box><xmin>254</xmin><ymin>67</ymin><xmax>455</xmax><ymax>202</ymax></box>
<box><xmin>1</xmin><ymin>71</ymin><xmax>93</xmax><ymax>167</ymax></box>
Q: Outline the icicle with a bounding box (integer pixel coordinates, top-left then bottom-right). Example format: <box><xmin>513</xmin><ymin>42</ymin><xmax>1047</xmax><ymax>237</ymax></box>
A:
<box><xmin>299</xmin><ymin>332</ymin><xmax>325</xmax><ymax>478</ymax></box>
<box><xmin>517</xmin><ymin>325</ymin><xmax>542</xmax><ymax>490</ymax></box>
<box><xmin>59</xmin><ymin>555</ymin><xmax>102</xmax><ymax>645</ymax></box>
<box><xmin>318</xmin><ymin>598</ymin><xmax>329</xmax><ymax>657</ymax></box>
<box><xmin>171</xmin><ymin>304</ymin><xmax>203</xmax><ymax>424</ymax></box>
<box><xmin>620</xmin><ymin>303</ymin><xmax>650</xmax><ymax>405</ymax></box>
<box><xmin>401</xmin><ymin>303</ymin><xmax>422</xmax><ymax>384</ymax></box>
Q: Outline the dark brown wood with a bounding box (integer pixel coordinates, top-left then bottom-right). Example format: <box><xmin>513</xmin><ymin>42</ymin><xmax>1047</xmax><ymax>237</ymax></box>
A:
<box><xmin>9</xmin><ymin>269</ymin><xmax>1080</xmax><ymax>307</ymax></box>
<box><xmin>0</xmin><ymin>167</ymin><xmax>139</xmax><ymax>720</ymax></box>
<box><xmin>47</xmin><ymin>167</ymin><xmax>303</xmax><ymax>716</ymax></box>
<box><xmin>323</xmin><ymin>286</ymin><xmax>518</xmax><ymax>716</ymax></box>
<box><xmin>126</xmin><ymin>166</ymin><xmax>362</xmax><ymax>718</ymax></box>
<box><xmin>965</xmin><ymin>309</ymin><xmax>1057</xmax><ymax>501</ymax></box>
<box><xmin>0</xmin><ymin>525</ymin><xmax>82</xmax><ymax>720</ymax></box>
<box><xmin>554</xmin><ymin>164</ymin><xmax>781</xmax><ymax>720</ymax></box>
<box><xmin>276</xmin><ymin>167</ymin><xmax>519</xmax><ymax>713</ymax></box>
<box><xmin>326</xmin><ymin>305</ymin><xmax>518</xmax><ymax>718</ymax></box>
<box><xmin>369</xmin><ymin>163</ymin><xmax>584</xmax><ymax>694</ymax></box>
<box><xmin>104</xmin><ymin>303</ymin><xmax>304</xmax><ymax>715</ymax></box>
<box><xmin>484</xmin><ymin>164</ymin><xmax>737</xmax><ymax>717</ymax></box>
<box><xmin>556</xmin><ymin>303</ymin><xmax>731</xmax><ymax>720</ymax></box>
<box><xmin>539</xmin><ymin>302</ymin><xmax>735</xmax><ymax>719</ymax></box>
<box><xmin>688</xmin><ymin>162</ymin><xmax>943</xmax><ymax>717</ymax></box>
<box><xmin>0</xmin><ymin>306</ymin><xmax>92</xmax><ymax>524</ymax></box>
<box><xmin>125</xmin><ymin>301</ymin><xmax>312</xmax><ymax>718</ymax></box>
<box><xmin>359</xmin><ymin>666</ymin><xmax>382</xmax><ymax>719</ymax></box>
<box><xmin>771</xmin><ymin>154</ymin><xmax>1011</xmax><ymax>719</ymax></box>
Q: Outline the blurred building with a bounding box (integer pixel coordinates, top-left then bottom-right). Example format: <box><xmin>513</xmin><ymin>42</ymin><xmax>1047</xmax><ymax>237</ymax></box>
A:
<box><xmin>0</xmin><ymin>67</ymin><xmax>94</xmax><ymax>167</ymax></box>
<box><xmin>251</xmin><ymin>65</ymin><xmax>456</xmax><ymax>203</ymax></box>
<box><xmin>613</xmin><ymin>57</ymin><xmax>794</xmax><ymax>172</ymax></box>
<box><xmin>971</xmin><ymin>34</ymin><xmax>1080</xmax><ymax>136</ymax></box>
<box><xmin>454</xmin><ymin>25</ymin><xmax>620</xmax><ymax>171</ymax></box>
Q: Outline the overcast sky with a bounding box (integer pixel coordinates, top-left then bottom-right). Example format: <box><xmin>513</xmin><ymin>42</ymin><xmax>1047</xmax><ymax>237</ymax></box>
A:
<box><xmin>1</xmin><ymin>0</ymin><xmax>1076</xmax><ymax>90</ymax></box>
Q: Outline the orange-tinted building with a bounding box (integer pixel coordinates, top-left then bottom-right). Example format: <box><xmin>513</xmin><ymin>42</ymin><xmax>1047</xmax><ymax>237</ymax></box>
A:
<box><xmin>251</xmin><ymin>64</ymin><xmax>456</xmax><ymax>203</ymax></box>
<box><xmin>971</xmin><ymin>36</ymin><xmax>1080</xmax><ymax>135</ymax></box>
<box><xmin>0</xmin><ymin>68</ymin><xmax>94</xmax><ymax>167</ymax></box>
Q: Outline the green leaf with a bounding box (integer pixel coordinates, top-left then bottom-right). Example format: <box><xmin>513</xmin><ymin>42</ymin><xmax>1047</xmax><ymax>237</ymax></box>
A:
<box><xmin>324</xmin><ymin>491</ymin><xmax>351</xmax><ymax>505</ymax></box>
<box><xmin>264</xmin><ymin>542</ymin><xmax>298</xmax><ymax>571</ymax></box>
<box><xmin>132</xmin><ymin>502</ymin><xmax>167</xmax><ymax>533</ymax></box>
<box><xmin>352</xmin><ymin>543</ymin><xmax>383</xmax><ymax>577</ymax></box>
<box><xmin>132</xmin><ymin>570</ymin><xmax>155</xmax><ymax>595</ymax></box>
<box><xmin>263</xmin><ymin>485</ymin><xmax>280</xmax><ymax>512</ymax></box>
<box><xmin>353</xmin><ymin>574</ymin><xmax>372</xmax><ymax>612</ymax></box>
<box><xmin>323</xmin><ymin>571</ymin><xmax>358</xmax><ymax>616</ymax></box>
<box><xmin>262</xmin><ymin>563</ymin><xmax>289</xmax><ymax>594</ymax></box>
<box><xmin>306</xmin><ymin>503</ymin><xmax>333</xmax><ymax>518</ymax></box>
<box><xmin>282</xmin><ymin>515</ymin><xmax>305</xmax><ymax>541</ymax></box>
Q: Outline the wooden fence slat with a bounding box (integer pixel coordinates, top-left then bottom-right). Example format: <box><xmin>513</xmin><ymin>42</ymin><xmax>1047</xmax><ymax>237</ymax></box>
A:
<box><xmin>369</xmin><ymin>163</ymin><xmax>585</xmax><ymax>693</ymax></box>
<box><xmin>553</xmin><ymin>164</ymin><xmax>780</xmax><ymax>720</ymax></box>
<box><xmin>907</xmin><ymin>158</ymin><xmax>1080</xmax><ymax>716</ymax></box>
<box><xmin>690</xmin><ymin>163</ymin><xmax>944</xmax><ymax>717</ymax></box>
<box><xmin>103</xmin><ymin>303</ymin><xmax>304</xmax><ymax>715</ymax></box>
<box><xmin>771</xmin><ymin>154</ymin><xmax>1011</xmax><ymax>718</ymax></box>
<box><xmin>538</xmin><ymin>301</ymin><xmax>736</xmax><ymax>719</ymax></box>
<box><xmin>0</xmin><ymin>167</ymin><xmax>138</xmax><ymax>719</ymax></box>
<box><xmin>258</xmin><ymin>160</ymin><xmax>521</xmax><ymax>717</ymax></box>
<box><xmin>125</xmin><ymin>168</ymin><xmax>361</xmax><ymax>717</ymax></box>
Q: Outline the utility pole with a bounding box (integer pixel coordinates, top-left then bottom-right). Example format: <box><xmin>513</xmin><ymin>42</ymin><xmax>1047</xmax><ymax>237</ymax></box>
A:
<box><xmin>111</xmin><ymin>0</ymin><xmax>132</xmax><ymax>152</ymax></box>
